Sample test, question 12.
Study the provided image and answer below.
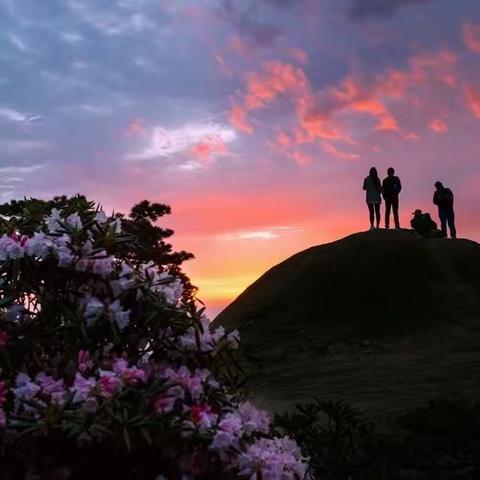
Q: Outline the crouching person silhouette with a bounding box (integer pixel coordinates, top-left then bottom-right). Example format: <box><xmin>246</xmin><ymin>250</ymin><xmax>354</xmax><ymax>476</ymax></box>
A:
<box><xmin>411</xmin><ymin>209</ymin><xmax>442</xmax><ymax>238</ymax></box>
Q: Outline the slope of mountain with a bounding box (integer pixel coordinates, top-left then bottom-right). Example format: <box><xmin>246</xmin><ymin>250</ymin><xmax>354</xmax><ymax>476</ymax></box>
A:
<box><xmin>214</xmin><ymin>229</ymin><xmax>480</xmax><ymax>426</ymax></box>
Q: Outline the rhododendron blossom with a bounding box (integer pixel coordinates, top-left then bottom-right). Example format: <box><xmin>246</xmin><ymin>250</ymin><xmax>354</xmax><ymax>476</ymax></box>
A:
<box><xmin>0</xmin><ymin>202</ymin><xmax>308</xmax><ymax>479</ymax></box>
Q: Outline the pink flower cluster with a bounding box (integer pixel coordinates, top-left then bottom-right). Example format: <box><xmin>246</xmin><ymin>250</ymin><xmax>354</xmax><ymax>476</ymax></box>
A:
<box><xmin>1</xmin><ymin>357</ymin><xmax>147</xmax><ymax>419</ymax></box>
<box><xmin>177</xmin><ymin>316</ymin><xmax>240</xmax><ymax>353</ymax></box>
<box><xmin>140</xmin><ymin>261</ymin><xmax>183</xmax><ymax>304</ymax></box>
<box><xmin>0</xmin><ymin>205</ymin><xmax>309</xmax><ymax>477</ymax></box>
<box><xmin>0</xmin><ymin>353</ymin><xmax>308</xmax><ymax>477</ymax></box>
<box><xmin>0</xmin><ymin>231</ymin><xmax>68</xmax><ymax>262</ymax></box>
<box><xmin>236</xmin><ymin>437</ymin><xmax>307</xmax><ymax>480</ymax></box>
<box><xmin>153</xmin><ymin>365</ymin><xmax>220</xmax><ymax>417</ymax></box>
<box><xmin>0</xmin><ymin>209</ymin><xmax>183</xmax><ymax>332</ymax></box>
<box><xmin>211</xmin><ymin>401</ymin><xmax>270</xmax><ymax>455</ymax></box>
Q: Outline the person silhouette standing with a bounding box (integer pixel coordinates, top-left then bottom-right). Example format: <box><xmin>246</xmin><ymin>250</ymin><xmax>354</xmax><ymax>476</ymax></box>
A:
<box><xmin>382</xmin><ymin>167</ymin><xmax>402</xmax><ymax>229</ymax></box>
<box><xmin>433</xmin><ymin>181</ymin><xmax>456</xmax><ymax>238</ymax></box>
<box><xmin>363</xmin><ymin>167</ymin><xmax>382</xmax><ymax>230</ymax></box>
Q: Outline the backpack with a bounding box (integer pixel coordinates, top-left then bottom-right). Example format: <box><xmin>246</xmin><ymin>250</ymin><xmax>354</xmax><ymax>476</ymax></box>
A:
<box><xmin>440</xmin><ymin>188</ymin><xmax>454</xmax><ymax>207</ymax></box>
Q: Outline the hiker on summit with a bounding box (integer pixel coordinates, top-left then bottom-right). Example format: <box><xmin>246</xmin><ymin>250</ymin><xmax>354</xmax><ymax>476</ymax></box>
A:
<box><xmin>363</xmin><ymin>167</ymin><xmax>382</xmax><ymax>230</ymax></box>
<box><xmin>382</xmin><ymin>167</ymin><xmax>402</xmax><ymax>229</ymax></box>
<box><xmin>433</xmin><ymin>181</ymin><xmax>457</xmax><ymax>239</ymax></box>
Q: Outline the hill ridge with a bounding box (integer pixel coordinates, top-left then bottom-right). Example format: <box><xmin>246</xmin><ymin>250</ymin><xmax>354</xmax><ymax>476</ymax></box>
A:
<box><xmin>214</xmin><ymin>229</ymin><xmax>480</xmax><ymax>420</ymax></box>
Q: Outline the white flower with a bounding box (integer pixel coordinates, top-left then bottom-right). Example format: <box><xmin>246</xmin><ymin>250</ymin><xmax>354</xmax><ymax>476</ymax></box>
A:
<box><xmin>0</xmin><ymin>235</ymin><xmax>25</xmax><ymax>260</ymax></box>
<box><xmin>0</xmin><ymin>235</ymin><xmax>11</xmax><ymax>260</ymax></box>
<box><xmin>12</xmin><ymin>373</ymin><xmax>41</xmax><ymax>413</ymax></box>
<box><xmin>66</xmin><ymin>213</ymin><xmax>82</xmax><ymax>229</ymax></box>
<box><xmin>109</xmin><ymin>300</ymin><xmax>130</xmax><ymax>330</ymax></box>
<box><xmin>71</xmin><ymin>373</ymin><xmax>96</xmax><ymax>403</ymax></box>
<box><xmin>84</xmin><ymin>297</ymin><xmax>104</xmax><ymax>326</ymax></box>
<box><xmin>227</xmin><ymin>330</ymin><xmax>241</xmax><ymax>349</ymax></box>
<box><xmin>236</xmin><ymin>437</ymin><xmax>306</xmax><ymax>480</ymax></box>
<box><xmin>91</xmin><ymin>252</ymin><xmax>115</xmax><ymax>278</ymax></box>
<box><xmin>94</xmin><ymin>210</ymin><xmax>108</xmax><ymax>224</ymax></box>
<box><xmin>120</xmin><ymin>262</ymin><xmax>134</xmax><ymax>277</ymax></box>
<box><xmin>110</xmin><ymin>218</ymin><xmax>122</xmax><ymax>233</ymax></box>
<box><xmin>26</xmin><ymin>232</ymin><xmax>53</xmax><ymax>259</ymax></box>
<box><xmin>6</xmin><ymin>241</ymin><xmax>25</xmax><ymax>259</ymax></box>
<box><xmin>238</xmin><ymin>401</ymin><xmax>270</xmax><ymax>435</ymax></box>
<box><xmin>57</xmin><ymin>250</ymin><xmax>75</xmax><ymax>267</ymax></box>
<box><xmin>158</xmin><ymin>279</ymin><xmax>183</xmax><ymax>304</ymax></box>
<box><xmin>46</xmin><ymin>208</ymin><xmax>62</xmax><ymax>233</ymax></box>
<box><xmin>211</xmin><ymin>430</ymin><xmax>239</xmax><ymax>453</ymax></box>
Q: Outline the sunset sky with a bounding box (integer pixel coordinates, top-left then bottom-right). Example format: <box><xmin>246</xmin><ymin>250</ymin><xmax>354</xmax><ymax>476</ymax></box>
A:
<box><xmin>1</xmin><ymin>0</ymin><xmax>480</xmax><ymax>316</ymax></box>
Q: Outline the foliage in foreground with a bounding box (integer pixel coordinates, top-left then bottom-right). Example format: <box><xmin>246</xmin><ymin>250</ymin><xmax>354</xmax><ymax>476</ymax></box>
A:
<box><xmin>273</xmin><ymin>397</ymin><xmax>480</xmax><ymax>479</ymax></box>
<box><xmin>0</xmin><ymin>196</ymin><xmax>307</xmax><ymax>479</ymax></box>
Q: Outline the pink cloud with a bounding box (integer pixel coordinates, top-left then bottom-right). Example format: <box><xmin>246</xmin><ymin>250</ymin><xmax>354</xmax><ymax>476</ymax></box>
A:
<box><xmin>243</xmin><ymin>61</ymin><xmax>308</xmax><ymax>110</ymax></box>
<box><xmin>464</xmin><ymin>85</ymin><xmax>480</xmax><ymax>118</ymax></box>
<box><xmin>275</xmin><ymin>130</ymin><xmax>293</xmax><ymax>147</ymax></box>
<box><xmin>404</xmin><ymin>132</ymin><xmax>420</xmax><ymax>141</ymax></box>
<box><xmin>321</xmin><ymin>141</ymin><xmax>359</xmax><ymax>161</ymax></box>
<box><xmin>429</xmin><ymin>118</ymin><xmax>448</xmax><ymax>133</ymax></box>
<box><xmin>463</xmin><ymin>22</ymin><xmax>480</xmax><ymax>54</ymax></box>
<box><xmin>228</xmin><ymin>104</ymin><xmax>253</xmax><ymax>133</ymax></box>
<box><xmin>290</xmin><ymin>150</ymin><xmax>312</xmax><ymax>166</ymax></box>
<box><xmin>124</xmin><ymin>118</ymin><xmax>147</xmax><ymax>137</ymax></box>
<box><xmin>191</xmin><ymin>134</ymin><xmax>228</xmax><ymax>159</ymax></box>
<box><xmin>227</xmin><ymin>48</ymin><xmax>460</xmax><ymax>154</ymax></box>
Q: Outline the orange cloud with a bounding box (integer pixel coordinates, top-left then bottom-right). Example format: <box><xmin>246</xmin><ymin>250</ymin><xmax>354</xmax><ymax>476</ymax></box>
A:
<box><xmin>191</xmin><ymin>134</ymin><xmax>228</xmax><ymax>159</ymax></box>
<box><xmin>243</xmin><ymin>61</ymin><xmax>308</xmax><ymax>110</ymax></box>
<box><xmin>330</xmin><ymin>77</ymin><xmax>399</xmax><ymax>132</ymax></box>
<box><xmin>228</xmin><ymin>104</ymin><xmax>253</xmax><ymax>133</ymax></box>
<box><xmin>380</xmin><ymin>50</ymin><xmax>458</xmax><ymax>96</ymax></box>
<box><xmin>228</xmin><ymin>48</ymin><xmax>458</xmax><ymax>149</ymax></box>
<box><xmin>351</xmin><ymin>98</ymin><xmax>399</xmax><ymax>131</ymax></box>
<box><xmin>275</xmin><ymin>130</ymin><xmax>292</xmax><ymax>147</ymax></box>
<box><xmin>229</xmin><ymin>61</ymin><xmax>310</xmax><ymax>141</ymax></box>
<box><xmin>465</xmin><ymin>86</ymin><xmax>480</xmax><ymax>118</ymax></box>
<box><xmin>429</xmin><ymin>118</ymin><xmax>448</xmax><ymax>133</ymax></box>
<box><xmin>409</xmin><ymin>50</ymin><xmax>458</xmax><ymax>86</ymax></box>
<box><xmin>321</xmin><ymin>141</ymin><xmax>359</xmax><ymax>161</ymax></box>
<box><xmin>296</xmin><ymin>93</ymin><xmax>348</xmax><ymax>141</ymax></box>
<box><xmin>463</xmin><ymin>22</ymin><xmax>480</xmax><ymax>54</ymax></box>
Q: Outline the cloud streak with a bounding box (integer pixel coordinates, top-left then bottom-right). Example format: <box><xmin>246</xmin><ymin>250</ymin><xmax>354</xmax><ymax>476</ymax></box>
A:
<box><xmin>126</xmin><ymin>122</ymin><xmax>237</xmax><ymax>162</ymax></box>
<box><xmin>0</xmin><ymin>108</ymin><xmax>43</xmax><ymax>126</ymax></box>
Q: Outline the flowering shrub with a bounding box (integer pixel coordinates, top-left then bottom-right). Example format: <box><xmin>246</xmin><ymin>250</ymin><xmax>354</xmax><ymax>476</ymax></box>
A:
<box><xmin>0</xmin><ymin>198</ymin><xmax>307</xmax><ymax>479</ymax></box>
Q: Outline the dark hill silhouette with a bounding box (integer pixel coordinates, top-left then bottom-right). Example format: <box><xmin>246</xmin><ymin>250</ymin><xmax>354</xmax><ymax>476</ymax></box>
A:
<box><xmin>213</xmin><ymin>229</ymin><xmax>480</xmax><ymax>427</ymax></box>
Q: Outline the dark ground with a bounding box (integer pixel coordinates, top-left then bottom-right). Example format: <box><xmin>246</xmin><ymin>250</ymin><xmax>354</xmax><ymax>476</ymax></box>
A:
<box><xmin>214</xmin><ymin>229</ymin><xmax>480</xmax><ymax>429</ymax></box>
